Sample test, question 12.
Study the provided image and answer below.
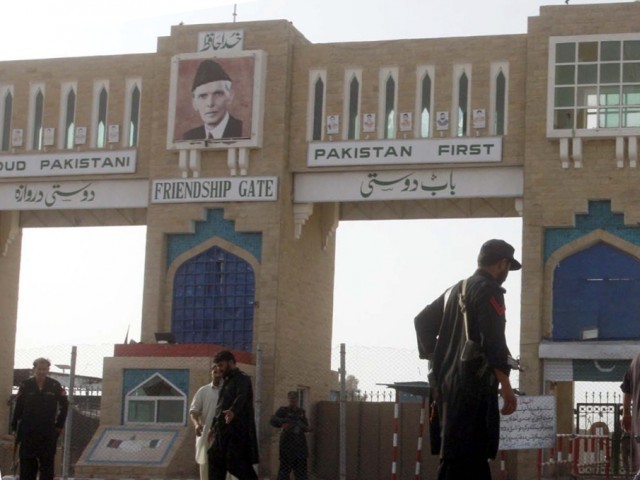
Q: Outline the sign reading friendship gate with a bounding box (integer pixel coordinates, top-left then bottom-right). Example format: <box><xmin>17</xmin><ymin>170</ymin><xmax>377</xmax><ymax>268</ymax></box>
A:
<box><xmin>307</xmin><ymin>137</ymin><xmax>502</xmax><ymax>167</ymax></box>
<box><xmin>151</xmin><ymin>177</ymin><xmax>278</xmax><ymax>203</ymax></box>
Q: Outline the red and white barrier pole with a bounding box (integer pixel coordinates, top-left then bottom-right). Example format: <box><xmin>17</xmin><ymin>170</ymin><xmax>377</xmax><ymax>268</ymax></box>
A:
<box><xmin>499</xmin><ymin>450</ymin><xmax>507</xmax><ymax>480</ymax></box>
<box><xmin>414</xmin><ymin>396</ymin><xmax>426</xmax><ymax>480</ymax></box>
<box><xmin>391</xmin><ymin>394</ymin><xmax>399</xmax><ymax>480</ymax></box>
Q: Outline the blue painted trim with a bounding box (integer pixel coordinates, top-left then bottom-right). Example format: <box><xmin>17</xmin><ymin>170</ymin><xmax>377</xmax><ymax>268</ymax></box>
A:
<box><xmin>544</xmin><ymin>200</ymin><xmax>640</xmax><ymax>261</ymax></box>
<box><xmin>166</xmin><ymin>209</ymin><xmax>262</xmax><ymax>267</ymax></box>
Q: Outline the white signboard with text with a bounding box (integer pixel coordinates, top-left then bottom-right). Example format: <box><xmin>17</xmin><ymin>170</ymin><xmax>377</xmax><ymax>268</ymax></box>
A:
<box><xmin>307</xmin><ymin>137</ymin><xmax>502</xmax><ymax>167</ymax></box>
<box><xmin>0</xmin><ymin>150</ymin><xmax>137</xmax><ymax>178</ymax></box>
<box><xmin>499</xmin><ymin>396</ymin><xmax>556</xmax><ymax>450</ymax></box>
<box><xmin>0</xmin><ymin>180</ymin><xmax>148</xmax><ymax>210</ymax></box>
<box><xmin>294</xmin><ymin>167</ymin><xmax>522</xmax><ymax>203</ymax></box>
<box><xmin>151</xmin><ymin>177</ymin><xmax>278</xmax><ymax>204</ymax></box>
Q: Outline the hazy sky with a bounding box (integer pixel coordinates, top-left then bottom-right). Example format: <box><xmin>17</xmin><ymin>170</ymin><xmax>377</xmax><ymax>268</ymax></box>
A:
<box><xmin>5</xmin><ymin>0</ymin><xmax>629</xmax><ymax>374</ymax></box>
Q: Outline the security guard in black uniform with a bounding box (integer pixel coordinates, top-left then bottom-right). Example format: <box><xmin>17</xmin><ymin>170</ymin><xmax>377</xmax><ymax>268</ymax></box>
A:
<box><xmin>270</xmin><ymin>391</ymin><xmax>310</xmax><ymax>480</ymax></box>
<box><xmin>12</xmin><ymin>357</ymin><xmax>69</xmax><ymax>480</ymax></box>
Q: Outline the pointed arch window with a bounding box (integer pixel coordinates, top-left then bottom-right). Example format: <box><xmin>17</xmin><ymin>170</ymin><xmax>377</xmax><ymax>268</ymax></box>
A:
<box><xmin>490</xmin><ymin>63</ymin><xmax>509</xmax><ymax>136</ymax></box>
<box><xmin>129</xmin><ymin>84</ymin><xmax>141</xmax><ymax>146</ymax></box>
<box><xmin>419</xmin><ymin>69</ymin><xmax>433</xmax><ymax>138</ymax></box>
<box><xmin>64</xmin><ymin>89</ymin><xmax>76</xmax><ymax>149</ymax></box>
<box><xmin>32</xmin><ymin>90</ymin><xmax>44</xmax><ymax>150</ymax></box>
<box><xmin>172</xmin><ymin>245</ymin><xmax>256</xmax><ymax>351</ymax></box>
<box><xmin>310</xmin><ymin>73</ymin><xmax>325</xmax><ymax>141</ymax></box>
<box><xmin>384</xmin><ymin>75</ymin><xmax>396</xmax><ymax>139</ymax></box>
<box><xmin>97</xmin><ymin>87</ymin><xmax>108</xmax><ymax>148</ymax></box>
<box><xmin>345</xmin><ymin>72</ymin><xmax>361</xmax><ymax>140</ymax></box>
<box><xmin>125</xmin><ymin>373</ymin><xmax>187</xmax><ymax>424</ymax></box>
<box><xmin>457</xmin><ymin>72</ymin><xmax>469</xmax><ymax>137</ymax></box>
<box><xmin>1</xmin><ymin>89</ymin><xmax>12</xmax><ymax>151</ymax></box>
<box><xmin>495</xmin><ymin>71</ymin><xmax>506</xmax><ymax>135</ymax></box>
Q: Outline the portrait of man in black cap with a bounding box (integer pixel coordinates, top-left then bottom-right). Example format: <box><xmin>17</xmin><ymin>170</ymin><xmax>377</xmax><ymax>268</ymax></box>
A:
<box><xmin>182</xmin><ymin>59</ymin><xmax>243</xmax><ymax>141</ymax></box>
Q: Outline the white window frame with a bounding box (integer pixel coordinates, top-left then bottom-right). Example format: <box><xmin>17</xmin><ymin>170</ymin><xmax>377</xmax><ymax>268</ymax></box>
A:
<box><xmin>416</xmin><ymin>65</ymin><xmax>435</xmax><ymax>138</ymax></box>
<box><xmin>124</xmin><ymin>373</ymin><xmax>187</xmax><ymax>426</ymax></box>
<box><xmin>307</xmin><ymin>69</ymin><xmax>327</xmax><ymax>141</ymax></box>
<box><xmin>490</xmin><ymin>62</ymin><xmax>509</xmax><ymax>136</ymax></box>
<box><xmin>547</xmin><ymin>33</ymin><xmax>640</xmax><ymax>138</ymax></box>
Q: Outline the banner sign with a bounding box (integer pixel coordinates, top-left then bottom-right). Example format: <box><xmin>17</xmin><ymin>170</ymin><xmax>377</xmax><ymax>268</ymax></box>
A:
<box><xmin>0</xmin><ymin>180</ymin><xmax>148</xmax><ymax>210</ymax></box>
<box><xmin>294</xmin><ymin>167</ymin><xmax>522</xmax><ymax>203</ymax></box>
<box><xmin>307</xmin><ymin>137</ymin><xmax>502</xmax><ymax>167</ymax></box>
<box><xmin>151</xmin><ymin>176</ymin><xmax>278</xmax><ymax>204</ymax></box>
<box><xmin>0</xmin><ymin>149</ymin><xmax>137</xmax><ymax>178</ymax></box>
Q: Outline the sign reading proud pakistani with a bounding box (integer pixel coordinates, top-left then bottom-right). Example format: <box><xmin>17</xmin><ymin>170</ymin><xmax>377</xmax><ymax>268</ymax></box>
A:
<box><xmin>307</xmin><ymin>137</ymin><xmax>502</xmax><ymax>167</ymax></box>
<box><xmin>0</xmin><ymin>150</ymin><xmax>137</xmax><ymax>177</ymax></box>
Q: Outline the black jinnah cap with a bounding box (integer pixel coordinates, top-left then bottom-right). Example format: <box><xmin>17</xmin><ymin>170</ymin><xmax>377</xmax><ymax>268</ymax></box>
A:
<box><xmin>192</xmin><ymin>60</ymin><xmax>231</xmax><ymax>91</ymax></box>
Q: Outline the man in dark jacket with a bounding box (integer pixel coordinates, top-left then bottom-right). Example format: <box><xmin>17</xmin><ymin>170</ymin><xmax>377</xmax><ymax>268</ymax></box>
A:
<box><xmin>270</xmin><ymin>391</ymin><xmax>309</xmax><ymax>480</ymax></box>
<box><xmin>415</xmin><ymin>239</ymin><xmax>519</xmax><ymax>480</ymax></box>
<box><xmin>12</xmin><ymin>357</ymin><xmax>69</xmax><ymax>480</ymax></box>
<box><xmin>208</xmin><ymin>350</ymin><xmax>259</xmax><ymax>480</ymax></box>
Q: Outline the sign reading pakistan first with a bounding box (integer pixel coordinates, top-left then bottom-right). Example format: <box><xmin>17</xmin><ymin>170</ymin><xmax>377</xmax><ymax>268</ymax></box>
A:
<box><xmin>307</xmin><ymin>137</ymin><xmax>502</xmax><ymax>167</ymax></box>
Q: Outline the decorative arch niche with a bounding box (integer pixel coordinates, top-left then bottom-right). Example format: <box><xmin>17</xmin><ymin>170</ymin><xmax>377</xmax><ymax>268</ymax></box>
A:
<box><xmin>545</xmin><ymin>230</ymin><xmax>640</xmax><ymax>341</ymax></box>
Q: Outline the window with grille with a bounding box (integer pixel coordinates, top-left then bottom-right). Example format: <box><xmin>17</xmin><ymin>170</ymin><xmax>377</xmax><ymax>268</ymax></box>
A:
<box><xmin>125</xmin><ymin>373</ymin><xmax>186</xmax><ymax>425</ymax></box>
<box><xmin>548</xmin><ymin>35</ymin><xmax>640</xmax><ymax>136</ymax></box>
<box><xmin>172</xmin><ymin>245</ymin><xmax>255</xmax><ymax>351</ymax></box>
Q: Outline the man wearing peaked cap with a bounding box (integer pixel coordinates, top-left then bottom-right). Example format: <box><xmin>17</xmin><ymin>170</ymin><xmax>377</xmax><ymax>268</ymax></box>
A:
<box><xmin>414</xmin><ymin>239</ymin><xmax>520</xmax><ymax>480</ymax></box>
<box><xmin>183</xmin><ymin>59</ymin><xmax>243</xmax><ymax>141</ymax></box>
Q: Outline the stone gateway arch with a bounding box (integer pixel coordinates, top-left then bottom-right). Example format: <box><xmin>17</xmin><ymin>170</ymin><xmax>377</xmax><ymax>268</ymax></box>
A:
<box><xmin>2</xmin><ymin>3</ymin><xmax>640</xmax><ymax>478</ymax></box>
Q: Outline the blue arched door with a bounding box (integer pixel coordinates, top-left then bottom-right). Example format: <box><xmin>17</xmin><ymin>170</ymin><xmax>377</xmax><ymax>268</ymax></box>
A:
<box><xmin>553</xmin><ymin>242</ymin><xmax>640</xmax><ymax>340</ymax></box>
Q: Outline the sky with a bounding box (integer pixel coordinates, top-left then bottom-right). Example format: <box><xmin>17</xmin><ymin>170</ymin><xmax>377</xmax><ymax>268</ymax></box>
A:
<box><xmin>4</xmin><ymin>0</ymin><xmax>631</xmax><ymax>377</ymax></box>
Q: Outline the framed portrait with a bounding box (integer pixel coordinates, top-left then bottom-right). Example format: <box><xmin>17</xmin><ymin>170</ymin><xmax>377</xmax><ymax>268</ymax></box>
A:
<box><xmin>167</xmin><ymin>50</ymin><xmax>266</xmax><ymax>150</ymax></box>
<box><xmin>75</xmin><ymin>127</ymin><xmax>87</xmax><ymax>145</ymax></box>
<box><xmin>326</xmin><ymin>115</ymin><xmax>339</xmax><ymax>135</ymax></box>
<box><xmin>11</xmin><ymin>128</ymin><xmax>23</xmax><ymax>147</ymax></box>
<box><xmin>436</xmin><ymin>111</ymin><xmax>449</xmax><ymax>131</ymax></box>
<box><xmin>472</xmin><ymin>108</ymin><xmax>486</xmax><ymax>129</ymax></box>
<box><xmin>108</xmin><ymin>124</ymin><xmax>120</xmax><ymax>143</ymax></box>
<box><xmin>399</xmin><ymin>112</ymin><xmax>412</xmax><ymax>132</ymax></box>
<box><xmin>43</xmin><ymin>127</ymin><xmax>55</xmax><ymax>146</ymax></box>
<box><xmin>362</xmin><ymin>113</ymin><xmax>376</xmax><ymax>133</ymax></box>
